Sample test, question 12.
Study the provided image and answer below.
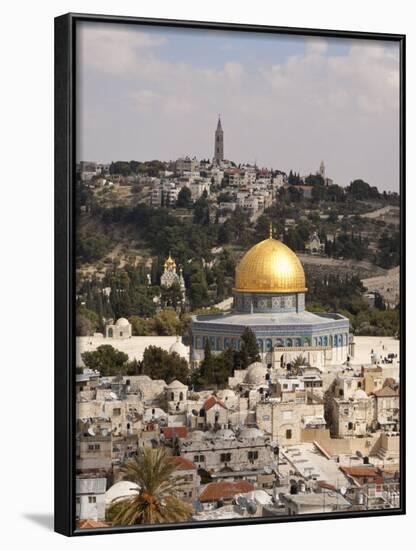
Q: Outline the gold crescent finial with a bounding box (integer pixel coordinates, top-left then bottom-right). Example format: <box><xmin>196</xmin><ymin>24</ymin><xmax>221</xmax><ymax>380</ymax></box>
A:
<box><xmin>269</xmin><ymin>223</ymin><xmax>273</xmax><ymax>239</ymax></box>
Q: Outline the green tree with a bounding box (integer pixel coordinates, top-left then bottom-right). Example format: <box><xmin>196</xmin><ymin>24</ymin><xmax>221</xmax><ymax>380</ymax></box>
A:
<box><xmin>81</xmin><ymin>345</ymin><xmax>129</xmax><ymax>376</ymax></box>
<box><xmin>238</xmin><ymin>327</ymin><xmax>260</xmax><ymax>369</ymax></box>
<box><xmin>151</xmin><ymin>309</ymin><xmax>181</xmax><ymax>336</ymax></box>
<box><xmin>176</xmin><ymin>186</ymin><xmax>192</xmax><ymax>208</ymax></box>
<box><xmin>129</xmin><ymin>315</ymin><xmax>151</xmax><ymax>336</ymax></box>
<box><xmin>141</xmin><ymin>346</ymin><xmax>189</xmax><ymax>383</ymax></box>
<box><xmin>107</xmin><ymin>448</ymin><xmax>193</xmax><ymax>525</ymax></box>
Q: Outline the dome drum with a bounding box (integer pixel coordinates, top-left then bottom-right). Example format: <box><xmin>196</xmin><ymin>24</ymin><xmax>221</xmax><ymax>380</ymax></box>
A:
<box><xmin>234</xmin><ymin>290</ymin><xmax>305</xmax><ymax>314</ymax></box>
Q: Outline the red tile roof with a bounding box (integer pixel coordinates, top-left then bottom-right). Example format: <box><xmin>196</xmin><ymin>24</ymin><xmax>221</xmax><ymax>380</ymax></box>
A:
<box><xmin>340</xmin><ymin>466</ymin><xmax>380</xmax><ymax>478</ymax></box>
<box><xmin>203</xmin><ymin>395</ymin><xmax>227</xmax><ymax>412</ymax></box>
<box><xmin>373</xmin><ymin>386</ymin><xmax>399</xmax><ymax>398</ymax></box>
<box><xmin>317</xmin><ymin>481</ymin><xmax>337</xmax><ymax>491</ymax></box>
<box><xmin>170</xmin><ymin>456</ymin><xmax>197</xmax><ymax>471</ymax></box>
<box><xmin>161</xmin><ymin>426</ymin><xmax>188</xmax><ymax>439</ymax></box>
<box><xmin>200</xmin><ymin>481</ymin><xmax>254</xmax><ymax>503</ymax></box>
<box><xmin>77</xmin><ymin>519</ymin><xmax>109</xmax><ymax>529</ymax></box>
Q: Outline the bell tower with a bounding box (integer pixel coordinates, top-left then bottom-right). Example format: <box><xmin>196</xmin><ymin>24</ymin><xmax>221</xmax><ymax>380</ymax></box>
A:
<box><xmin>214</xmin><ymin>116</ymin><xmax>224</xmax><ymax>164</ymax></box>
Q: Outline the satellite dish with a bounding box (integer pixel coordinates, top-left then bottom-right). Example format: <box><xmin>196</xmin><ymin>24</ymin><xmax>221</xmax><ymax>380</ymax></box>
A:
<box><xmin>340</xmin><ymin>486</ymin><xmax>347</xmax><ymax>495</ymax></box>
<box><xmin>237</xmin><ymin>496</ymin><xmax>248</xmax><ymax>508</ymax></box>
<box><xmin>87</xmin><ymin>427</ymin><xmax>95</xmax><ymax>436</ymax></box>
<box><xmin>247</xmin><ymin>501</ymin><xmax>257</xmax><ymax>515</ymax></box>
<box><xmin>101</xmin><ymin>429</ymin><xmax>108</xmax><ymax>436</ymax></box>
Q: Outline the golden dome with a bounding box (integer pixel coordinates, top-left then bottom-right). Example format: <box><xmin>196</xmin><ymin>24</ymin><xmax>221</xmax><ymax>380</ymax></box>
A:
<box><xmin>164</xmin><ymin>254</ymin><xmax>176</xmax><ymax>269</ymax></box>
<box><xmin>234</xmin><ymin>236</ymin><xmax>307</xmax><ymax>293</ymax></box>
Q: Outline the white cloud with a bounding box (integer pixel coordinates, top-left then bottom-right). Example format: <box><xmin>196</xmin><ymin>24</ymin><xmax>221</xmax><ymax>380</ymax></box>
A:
<box><xmin>305</xmin><ymin>37</ymin><xmax>329</xmax><ymax>55</ymax></box>
<box><xmin>77</xmin><ymin>26</ymin><xmax>400</xmax><ymax>191</ymax></box>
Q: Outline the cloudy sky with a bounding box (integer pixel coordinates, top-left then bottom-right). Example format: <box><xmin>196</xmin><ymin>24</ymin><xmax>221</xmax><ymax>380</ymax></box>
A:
<box><xmin>76</xmin><ymin>22</ymin><xmax>400</xmax><ymax>191</ymax></box>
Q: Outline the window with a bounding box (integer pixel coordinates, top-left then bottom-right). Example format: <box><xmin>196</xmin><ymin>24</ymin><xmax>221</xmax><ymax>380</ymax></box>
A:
<box><xmin>194</xmin><ymin>455</ymin><xmax>205</xmax><ymax>463</ymax></box>
<box><xmin>119</xmin><ymin>332</ymin><xmax>123</xmax><ymax>337</ymax></box>
<box><xmin>220</xmin><ymin>453</ymin><xmax>231</xmax><ymax>462</ymax></box>
<box><xmin>87</xmin><ymin>444</ymin><xmax>100</xmax><ymax>451</ymax></box>
<box><xmin>348</xmin><ymin>422</ymin><xmax>354</xmax><ymax>430</ymax></box>
<box><xmin>248</xmin><ymin>451</ymin><xmax>258</xmax><ymax>461</ymax></box>
<box><xmin>286</xmin><ymin>429</ymin><xmax>292</xmax><ymax>440</ymax></box>
<box><xmin>283</xmin><ymin>383</ymin><xmax>288</xmax><ymax>389</ymax></box>
<box><xmin>88</xmin><ymin>496</ymin><xmax>96</xmax><ymax>503</ymax></box>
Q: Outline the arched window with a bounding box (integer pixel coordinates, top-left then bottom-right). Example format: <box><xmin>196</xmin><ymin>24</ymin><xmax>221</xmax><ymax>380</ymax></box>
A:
<box><xmin>257</xmin><ymin>339</ymin><xmax>264</xmax><ymax>352</ymax></box>
<box><xmin>318</xmin><ymin>336</ymin><xmax>323</xmax><ymax>346</ymax></box>
<box><xmin>224</xmin><ymin>337</ymin><xmax>230</xmax><ymax>349</ymax></box>
<box><xmin>216</xmin><ymin>337</ymin><xmax>222</xmax><ymax>351</ymax></box>
<box><xmin>266</xmin><ymin>339</ymin><xmax>273</xmax><ymax>352</ymax></box>
<box><xmin>286</xmin><ymin>338</ymin><xmax>293</xmax><ymax>347</ymax></box>
<box><xmin>196</xmin><ymin>337</ymin><xmax>201</xmax><ymax>349</ymax></box>
<box><xmin>294</xmin><ymin>338</ymin><xmax>301</xmax><ymax>347</ymax></box>
<box><xmin>276</xmin><ymin>338</ymin><xmax>284</xmax><ymax>348</ymax></box>
<box><xmin>170</xmin><ymin>392</ymin><xmax>174</xmax><ymax>401</ymax></box>
<box><xmin>179</xmin><ymin>392</ymin><xmax>184</xmax><ymax>401</ymax></box>
<box><xmin>108</xmin><ymin>328</ymin><xmax>113</xmax><ymax>338</ymax></box>
<box><xmin>323</xmin><ymin>336</ymin><xmax>328</xmax><ymax>346</ymax></box>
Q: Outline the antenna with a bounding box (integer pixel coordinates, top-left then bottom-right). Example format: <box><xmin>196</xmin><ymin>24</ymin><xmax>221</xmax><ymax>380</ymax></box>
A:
<box><xmin>269</xmin><ymin>222</ymin><xmax>273</xmax><ymax>239</ymax></box>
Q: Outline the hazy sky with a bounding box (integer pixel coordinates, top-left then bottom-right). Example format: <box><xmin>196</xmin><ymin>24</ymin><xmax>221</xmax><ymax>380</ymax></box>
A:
<box><xmin>76</xmin><ymin>22</ymin><xmax>400</xmax><ymax>191</ymax></box>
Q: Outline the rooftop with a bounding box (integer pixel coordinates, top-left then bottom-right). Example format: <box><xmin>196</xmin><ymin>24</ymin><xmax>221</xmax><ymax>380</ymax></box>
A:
<box><xmin>200</xmin><ymin>481</ymin><xmax>254</xmax><ymax>503</ymax></box>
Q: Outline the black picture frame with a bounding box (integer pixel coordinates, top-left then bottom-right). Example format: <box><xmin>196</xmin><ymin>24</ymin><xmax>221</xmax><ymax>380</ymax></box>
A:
<box><xmin>54</xmin><ymin>12</ymin><xmax>406</xmax><ymax>537</ymax></box>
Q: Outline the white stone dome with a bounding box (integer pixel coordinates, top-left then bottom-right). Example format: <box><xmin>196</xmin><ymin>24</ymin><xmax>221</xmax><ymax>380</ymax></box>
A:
<box><xmin>215</xmin><ymin>429</ymin><xmax>236</xmax><ymax>440</ymax></box>
<box><xmin>188</xmin><ymin>430</ymin><xmax>206</xmax><ymax>441</ymax></box>
<box><xmin>239</xmin><ymin>427</ymin><xmax>264</xmax><ymax>439</ymax></box>
<box><xmin>115</xmin><ymin>317</ymin><xmax>130</xmax><ymax>327</ymax></box>
<box><xmin>169</xmin><ymin>338</ymin><xmax>188</xmax><ymax>357</ymax></box>
<box><xmin>167</xmin><ymin>379</ymin><xmax>187</xmax><ymax>389</ymax></box>
<box><xmin>245</xmin><ymin>362</ymin><xmax>268</xmax><ymax>385</ymax></box>
<box><xmin>217</xmin><ymin>389</ymin><xmax>236</xmax><ymax>400</ymax></box>
<box><xmin>105</xmin><ymin>481</ymin><xmax>140</xmax><ymax>506</ymax></box>
<box><xmin>354</xmin><ymin>389</ymin><xmax>369</xmax><ymax>400</ymax></box>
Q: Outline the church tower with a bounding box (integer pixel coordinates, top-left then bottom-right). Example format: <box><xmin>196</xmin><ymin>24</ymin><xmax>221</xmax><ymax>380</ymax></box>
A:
<box><xmin>214</xmin><ymin>116</ymin><xmax>224</xmax><ymax>164</ymax></box>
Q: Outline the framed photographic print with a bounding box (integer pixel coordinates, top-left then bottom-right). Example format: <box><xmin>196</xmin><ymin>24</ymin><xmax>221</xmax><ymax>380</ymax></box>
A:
<box><xmin>55</xmin><ymin>12</ymin><xmax>405</xmax><ymax>536</ymax></box>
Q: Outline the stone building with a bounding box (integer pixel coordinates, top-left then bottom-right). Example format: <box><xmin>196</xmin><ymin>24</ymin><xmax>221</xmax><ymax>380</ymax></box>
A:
<box><xmin>213</xmin><ymin>117</ymin><xmax>224</xmax><ymax>164</ymax></box>
<box><xmin>256</xmin><ymin>392</ymin><xmax>325</xmax><ymax>445</ymax></box>
<box><xmin>331</xmin><ymin>390</ymin><xmax>375</xmax><ymax>438</ymax></box>
<box><xmin>179</xmin><ymin>428</ymin><xmax>277</xmax><ymax>485</ymax></box>
<box><xmin>165</xmin><ymin>379</ymin><xmax>188</xmax><ymax>414</ymax></box>
<box><xmin>170</xmin><ymin>456</ymin><xmax>200</xmax><ymax>502</ymax></box>
<box><xmin>305</xmin><ymin>231</ymin><xmax>325</xmax><ymax>255</ymax></box>
<box><xmin>76</xmin><ymin>477</ymin><xmax>107</xmax><ymax>522</ymax></box>
<box><xmin>373</xmin><ymin>386</ymin><xmax>400</xmax><ymax>431</ymax></box>
<box><xmin>105</xmin><ymin>317</ymin><xmax>132</xmax><ymax>339</ymax></box>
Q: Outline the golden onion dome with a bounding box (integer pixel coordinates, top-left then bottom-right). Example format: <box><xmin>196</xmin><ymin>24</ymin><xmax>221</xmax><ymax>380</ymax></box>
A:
<box><xmin>234</xmin><ymin>236</ymin><xmax>307</xmax><ymax>293</ymax></box>
<box><xmin>164</xmin><ymin>254</ymin><xmax>176</xmax><ymax>269</ymax></box>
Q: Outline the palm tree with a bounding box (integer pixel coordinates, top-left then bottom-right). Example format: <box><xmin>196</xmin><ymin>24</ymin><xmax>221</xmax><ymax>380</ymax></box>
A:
<box><xmin>107</xmin><ymin>447</ymin><xmax>193</xmax><ymax>525</ymax></box>
<box><xmin>289</xmin><ymin>354</ymin><xmax>309</xmax><ymax>374</ymax></box>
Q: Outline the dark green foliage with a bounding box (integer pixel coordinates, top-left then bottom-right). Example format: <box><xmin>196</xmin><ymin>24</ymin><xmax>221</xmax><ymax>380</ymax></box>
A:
<box><xmin>81</xmin><ymin>345</ymin><xmax>129</xmax><ymax>376</ymax></box>
<box><xmin>176</xmin><ymin>186</ymin><xmax>192</xmax><ymax>208</ymax></box>
<box><xmin>307</xmin><ymin>274</ymin><xmax>399</xmax><ymax>336</ymax></box>
<box><xmin>141</xmin><ymin>346</ymin><xmax>189</xmax><ymax>384</ymax></box>
<box><xmin>76</xmin><ymin>234</ymin><xmax>112</xmax><ymax>263</ymax></box>
<box><xmin>375</xmin><ymin>230</ymin><xmax>400</xmax><ymax>268</ymax></box>
<box><xmin>238</xmin><ymin>327</ymin><xmax>261</xmax><ymax>369</ymax></box>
